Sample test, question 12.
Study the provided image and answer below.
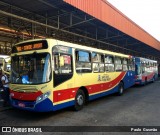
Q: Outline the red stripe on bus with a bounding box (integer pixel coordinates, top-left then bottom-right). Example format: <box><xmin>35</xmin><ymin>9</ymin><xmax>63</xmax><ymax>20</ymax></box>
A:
<box><xmin>53</xmin><ymin>88</ymin><xmax>78</xmax><ymax>103</ymax></box>
<box><xmin>87</xmin><ymin>71</ymin><xmax>125</xmax><ymax>94</ymax></box>
<box><xmin>10</xmin><ymin>72</ymin><xmax>125</xmax><ymax>103</ymax></box>
<box><xmin>142</xmin><ymin>72</ymin><xmax>154</xmax><ymax>81</ymax></box>
<box><xmin>53</xmin><ymin>72</ymin><xmax>126</xmax><ymax>103</ymax></box>
<box><xmin>10</xmin><ymin>90</ymin><xmax>42</xmax><ymax>101</ymax></box>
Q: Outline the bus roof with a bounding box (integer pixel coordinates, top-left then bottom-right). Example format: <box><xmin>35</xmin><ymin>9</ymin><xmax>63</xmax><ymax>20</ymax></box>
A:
<box><xmin>54</xmin><ymin>39</ymin><xmax>130</xmax><ymax>58</ymax></box>
<box><xmin>14</xmin><ymin>38</ymin><xmax>131</xmax><ymax>58</ymax></box>
<box><xmin>136</xmin><ymin>57</ymin><xmax>157</xmax><ymax>63</ymax></box>
<box><xmin>0</xmin><ymin>54</ymin><xmax>10</xmax><ymax>59</ymax></box>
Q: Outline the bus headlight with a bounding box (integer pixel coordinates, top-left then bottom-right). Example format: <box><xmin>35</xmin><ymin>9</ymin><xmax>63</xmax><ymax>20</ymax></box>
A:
<box><xmin>36</xmin><ymin>91</ymin><xmax>51</xmax><ymax>103</ymax></box>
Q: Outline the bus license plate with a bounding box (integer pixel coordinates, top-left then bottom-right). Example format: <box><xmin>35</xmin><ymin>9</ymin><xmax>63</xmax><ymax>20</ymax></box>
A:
<box><xmin>18</xmin><ymin>102</ymin><xmax>25</xmax><ymax>107</ymax></box>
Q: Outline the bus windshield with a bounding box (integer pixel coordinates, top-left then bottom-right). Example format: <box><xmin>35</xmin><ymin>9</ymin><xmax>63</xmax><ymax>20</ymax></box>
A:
<box><xmin>11</xmin><ymin>53</ymin><xmax>51</xmax><ymax>84</ymax></box>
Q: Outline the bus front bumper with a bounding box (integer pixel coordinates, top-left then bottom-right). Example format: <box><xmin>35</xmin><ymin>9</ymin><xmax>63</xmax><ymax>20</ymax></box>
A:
<box><xmin>10</xmin><ymin>98</ymin><xmax>53</xmax><ymax>112</ymax></box>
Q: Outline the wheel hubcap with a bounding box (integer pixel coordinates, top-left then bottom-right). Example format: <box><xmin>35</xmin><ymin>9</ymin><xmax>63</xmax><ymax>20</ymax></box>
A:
<box><xmin>77</xmin><ymin>95</ymin><xmax>84</xmax><ymax>105</ymax></box>
<box><xmin>120</xmin><ymin>86</ymin><xmax>123</xmax><ymax>93</ymax></box>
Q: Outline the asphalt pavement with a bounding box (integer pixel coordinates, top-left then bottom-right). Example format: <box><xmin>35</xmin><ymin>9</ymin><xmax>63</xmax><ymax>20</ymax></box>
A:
<box><xmin>0</xmin><ymin>89</ymin><xmax>12</xmax><ymax>111</ymax></box>
<box><xmin>0</xmin><ymin>78</ymin><xmax>160</xmax><ymax>134</ymax></box>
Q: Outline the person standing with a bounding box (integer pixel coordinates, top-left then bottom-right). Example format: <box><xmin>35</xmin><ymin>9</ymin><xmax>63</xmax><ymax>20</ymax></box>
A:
<box><xmin>0</xmin><ymin>70</ymin><xmax>10</xmax><ymax>107</ymax></box>
<box><xmin>0</xmin><ymin>70</ymin><xmax>3</xmax><ymax>102</ymax></box>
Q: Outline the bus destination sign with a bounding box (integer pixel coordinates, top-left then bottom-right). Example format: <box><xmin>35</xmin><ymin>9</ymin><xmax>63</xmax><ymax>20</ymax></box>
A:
<box><xmin>16</xmin><ymin>43</ymin><xmax>42</xmax><ymax>52</ymax></box>
<box><xmin>12</xmin><ymin>40</ymin><xmax>48</xmax><ymax>53</ymax></box>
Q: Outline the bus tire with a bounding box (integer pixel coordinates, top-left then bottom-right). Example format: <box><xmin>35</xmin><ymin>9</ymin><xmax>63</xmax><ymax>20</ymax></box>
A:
<box><xmin>144</xmin><ymin>78</ymin><xmax>147</xmax><ymax>85</ymax></box>
<box><xmin>74</xmin><ymin>89</ymin><xmax>85</xmax><ymax>111</ymax></box>
<box><xmin>117</xmin><ymin>82</ymin><xmax>124</xmax><ymax>96</ymax></box>
<box><xmin>152</xmin><ymin>76</ymin><xmax>155</xmax><ymax>83</ymax></box>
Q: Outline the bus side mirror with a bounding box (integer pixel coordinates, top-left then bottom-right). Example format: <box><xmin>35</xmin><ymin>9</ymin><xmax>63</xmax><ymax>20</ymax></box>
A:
<box><xmin>59</xmin><ymin>56</ymin><xmax>64</xmax><ymax>67</ymax></box>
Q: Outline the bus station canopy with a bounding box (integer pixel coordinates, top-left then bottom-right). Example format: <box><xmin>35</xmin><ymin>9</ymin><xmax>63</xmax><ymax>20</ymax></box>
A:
<box><xmin>0</xmin><ymin>0</ymin><xmax>160</xmax><ymax>61</ymax></box>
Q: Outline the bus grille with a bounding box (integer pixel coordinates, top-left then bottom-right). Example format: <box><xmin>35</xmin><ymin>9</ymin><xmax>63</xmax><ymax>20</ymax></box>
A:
<box><xmin>10</xmin><ymin>86</ymin><xmax>38</xmax><ymax>92</ymax></box>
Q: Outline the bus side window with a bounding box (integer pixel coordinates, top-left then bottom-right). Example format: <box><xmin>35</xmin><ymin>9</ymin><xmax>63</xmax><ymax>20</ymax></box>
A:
<box><xmin>128</xmin><ymin>59</ymin><xmax>133</xmax><ymax>71</ymax></box>
<box><xmin>92</xmin><ymin>53</ymin><xmax>104</xmax><ymax>73</ymax></box>
<box><xmin>141</xmin><ymin>61</ymin><xmax>145</xmax><ymax>74</ymax></box>
<box><xmin>123</xmin><ymin>58</ymin><xmax>128</xmax><ymax>71</ymax></box>
<box><xmin>99</xmin><ymin>54</ymin><xmax>104</xmax><ymax>72</ymax></box>
<box><xmin>105</xmin><ymin>55</ymin><xmax>114</xmax><ymax>72</ymax></box>
<box><xmin>54</xmin><ymin>55</ymin><xmax>59</xmax><ymax>74</ymax></box>
<box><xmin>115</xmin><ymin>57</ymin><xmax>122</xmax><ymax>71</ymax></box>
<box><xmin>54</xmin><ymin>54</ymin><xmax>72</xmax><ymax>74</ymax></box>
<box><xmin>75</xmin><ymin>50</ymin><xmax>91</xmax><ymax>73</ymax></box>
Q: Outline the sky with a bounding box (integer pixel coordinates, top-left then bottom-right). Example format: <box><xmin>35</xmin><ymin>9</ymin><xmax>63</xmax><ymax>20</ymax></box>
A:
<box><xmin>107</xmin><ymin>0</ymin><xmax>160</xmax><ymax>41</ymax></box>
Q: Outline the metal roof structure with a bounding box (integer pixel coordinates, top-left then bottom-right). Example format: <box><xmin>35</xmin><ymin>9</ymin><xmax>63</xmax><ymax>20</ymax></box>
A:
<box><xmin>0</xmin><ymin>0</ymin><xmax>160</xmax><ymax>61</ymax></box>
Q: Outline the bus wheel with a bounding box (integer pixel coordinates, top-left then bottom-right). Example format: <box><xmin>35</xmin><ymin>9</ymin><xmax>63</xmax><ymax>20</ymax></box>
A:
<box><xmin>144</xmin><ymin>78</ymin><xmax>147</xmax><ymax>85</ymax></box>
<box><xmin>117</xmin><ymin>82</ymin><xmax>124</xmax><ymax>96</ymax></box>
<box><xmin>74</xmin><ymin>89</ymin><xmax>85</xmax><ymax>111</ymax></box>
<box><xmin>152</xmin><ymin>76</ymin><xmax>155</xmax><ymax>83</ymax></box>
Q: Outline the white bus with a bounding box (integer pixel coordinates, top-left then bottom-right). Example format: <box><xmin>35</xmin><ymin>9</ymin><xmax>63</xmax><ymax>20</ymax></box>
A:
<box><xmin>0</xmin><ymin>54</ymin><xmax>11</xmax><ymax>74</ymax></box>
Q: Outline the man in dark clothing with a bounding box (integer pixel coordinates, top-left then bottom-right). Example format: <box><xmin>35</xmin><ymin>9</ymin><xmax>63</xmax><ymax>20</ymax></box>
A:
<box><xmin>0</xmin><ymin>70</ymin><xmax>10</xmax><ymax>107</ymax></box>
